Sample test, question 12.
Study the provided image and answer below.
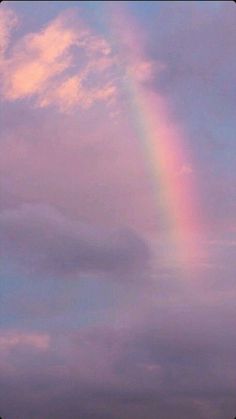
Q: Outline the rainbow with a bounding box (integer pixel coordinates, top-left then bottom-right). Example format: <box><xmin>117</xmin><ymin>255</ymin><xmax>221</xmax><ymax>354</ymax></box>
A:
<box><xmin>106</xmin><ymin>4</ymin><xmax>202</xmax><ymax>272</ymax></box>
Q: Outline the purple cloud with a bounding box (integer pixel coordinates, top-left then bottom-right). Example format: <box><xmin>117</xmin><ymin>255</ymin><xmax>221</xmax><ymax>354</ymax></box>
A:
<box><xmin>1</xmin><ymin>304</ymin><xmax>236</xmax><ymax>419</ymax></box>
<box><xmin>1</xmin><ymin>204</ymin><xmax>150</xmax><ymax>278</ymax></box>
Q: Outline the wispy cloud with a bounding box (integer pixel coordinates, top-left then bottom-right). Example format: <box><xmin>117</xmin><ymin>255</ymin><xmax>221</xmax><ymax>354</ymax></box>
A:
<box><xmin>0</xmin><ymin>6</ymin><xmax>18</xmax><ymax>55</ymax></box>
<box><xmin>0</xmin><ymin>331</ymin><xmax>50</xmax><ymax>351</ymax></box>
<box><xmin>179</xmin><ymin>164</ymin><xmax>193</xmax><ymax>175</ymax></box>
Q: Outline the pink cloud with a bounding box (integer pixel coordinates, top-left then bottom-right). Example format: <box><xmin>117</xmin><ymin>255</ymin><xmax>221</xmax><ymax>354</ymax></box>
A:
<box><xmin>0</xmin><ymin>331</ymin><xmax>50</xmax><ymax>351</ymax></box>
<box><xmin>128</xmin><ymin>59</ymin><xmax>166</xmax><ymax>84</ymax></box>
<box><xmin>1</xmin><ymin>11</ymin><xmax>77</xmax><ymax>100</ymax></box>
<box><xmin>0</xmin><ymin>8</ymin><xmax>117</xmax><ymax>111</ymax></box>
<box><xmin>40</xmin><ymin>75</ymin><xmax>117</xmax><ymax>112</ymax></box>
<box><xmin>0</xmin><ymin>102</ymin><xmax>157</xmax><ymax>234</ymax></box>
<box><xmin>0</xmin><ymin>6</ymin><xmax>18</xmax><ymax>55</ymax></box>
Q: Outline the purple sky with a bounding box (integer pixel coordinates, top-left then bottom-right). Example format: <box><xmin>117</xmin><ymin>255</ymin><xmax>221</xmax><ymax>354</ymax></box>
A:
<box><xmin>1</xmin><ymin>1</ymin><xmax>236</xmax><ymax>418</ymax></box>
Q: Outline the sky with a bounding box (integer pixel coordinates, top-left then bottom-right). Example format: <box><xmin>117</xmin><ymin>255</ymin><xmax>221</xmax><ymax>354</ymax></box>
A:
<box><xmin>0</xmin><ymin>1</ymin><xmax>236</xmax><ymax>418</ymax></box>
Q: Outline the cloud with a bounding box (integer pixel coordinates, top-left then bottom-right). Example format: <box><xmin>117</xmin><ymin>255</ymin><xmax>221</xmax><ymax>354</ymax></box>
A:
<box><xmin>1</xmin><ymin>10</ymin><xmax>77</xmax><ymax>99</ymax></box>
<box><xmin>0</xmin><ymin>8</ymin><xmax>117</xmax><ymax>111</ymax></box>
<box><xmin>148</xmin><ymin>2</ymin><xmax>236</xmax><ymax>107</ymax></box>
<box><xmin>146</xmin><ymin>2</ymin><xmax>236</xmax><ymax>126</ymax></box>
<box><xmin>40</xmin><ymin>75</ymin><xmax>117</xmax><ymax>112</ymax></box>
<box><xmin>1</xmin><ymin>3</ymin><xmax>236</xmax><ymax>419</ymax></box>
<box><xmin>0</xmin><ymin>6</ymin><xmax>18</xmax><ymax>55</ymax></box>
<box><xmin>129</xmin><ymin>60</ymin><xmax>156</xmax><ymax>82</ymax></box>
<box><xmin>1</xmin><ymin>306</ymin><xmax>236</xmax><ymax>419</ymax></box>
<box><xmin>0</xmin><ymin>331</ymin><xmax>50</xmax><ymax>351</ymax></box>
<box><xmin>0</xmin><ymin>96</ymin><xmax>158</xmax><ymax>234</ymax></box>
<box><xmin>0</xmin><ymin>204</ymin><xmax>150</xmax><ymax>278</ymax></box>
<box><xmin>179</xmin><ymin>164</ymin><xmax>193</xmax><ymax>175</ymax></box>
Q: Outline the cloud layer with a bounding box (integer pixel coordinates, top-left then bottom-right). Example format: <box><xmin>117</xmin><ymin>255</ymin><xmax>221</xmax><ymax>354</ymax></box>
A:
<box><xmin>1</xmin><ymin>2</ymin><xmax>236</xmax><ymax>419</ymax></box>
<box><xmin>1</xmin><ymin>204</ymin><xmax>150</xmax><ymax>278</ymax></box>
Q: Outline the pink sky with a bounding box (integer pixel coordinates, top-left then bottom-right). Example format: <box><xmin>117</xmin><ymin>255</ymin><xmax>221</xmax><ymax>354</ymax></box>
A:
<box><xmin>1</xmin><ymin>2</ymin><xmax>236</xmax><ymax>419</ymax></box>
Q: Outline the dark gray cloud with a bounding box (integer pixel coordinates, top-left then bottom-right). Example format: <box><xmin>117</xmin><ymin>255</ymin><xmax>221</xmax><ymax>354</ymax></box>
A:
<box><xmin>0</xmin><ymin>204</ymin><xmax>150</xmax><ymax>278</ymax></box>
